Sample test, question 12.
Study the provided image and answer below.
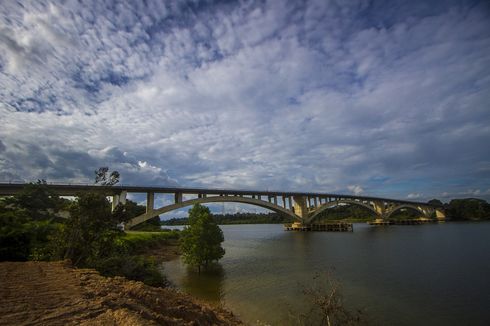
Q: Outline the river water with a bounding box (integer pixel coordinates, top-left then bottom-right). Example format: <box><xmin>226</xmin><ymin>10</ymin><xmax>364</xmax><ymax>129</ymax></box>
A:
<box><xmin>162</xmin><ymin>222</ymin><xmax>490</xmax><ymax>325</ymax></box>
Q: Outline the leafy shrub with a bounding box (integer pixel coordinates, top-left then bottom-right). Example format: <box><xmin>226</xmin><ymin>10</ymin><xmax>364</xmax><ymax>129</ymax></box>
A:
<box><xmin>95</xmin><ymin>255</ymin><xmax>167</xmax><ymax>287</ymax></box>
<box><xmin>180</xmin><ymin>204</ymin><xmax>225</xmax><ymax>272</ymax></box>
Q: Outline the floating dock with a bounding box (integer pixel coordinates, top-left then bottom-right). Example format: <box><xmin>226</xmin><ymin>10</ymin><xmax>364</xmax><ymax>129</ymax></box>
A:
<box><xmin>368</xmin><ymin>218</ymin><xmax>438</xmax><ymax>226</ymax></box>
<box><xmin>284</xmin><ymin>222</ymin><xmax>353</xmax><ymax>232</ymax></box>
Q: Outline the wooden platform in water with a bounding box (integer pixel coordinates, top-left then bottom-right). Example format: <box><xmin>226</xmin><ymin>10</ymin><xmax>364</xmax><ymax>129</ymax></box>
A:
<box><xmin>284</xmin><ymin>222</ymin><xmax>353</xmax><ymax>232</ymax></box>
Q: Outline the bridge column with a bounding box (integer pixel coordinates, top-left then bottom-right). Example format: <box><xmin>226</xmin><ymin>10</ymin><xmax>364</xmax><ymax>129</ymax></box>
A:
<box><xmin>293</xmin><ymin>196</ymin><xmax>308</xmax><ymax>221</ymax></box>
<box><xmin>175</xmin><ymin>192</ymin><xmax>183</xmax><ymax>204</ymax></box>
<box><xmin>112</xmin><ymin>194</ymin><xmax>119</xmax><ymax>211</ymax></box>
<box><xmin>119</xmin><ymin>191</ymin><xmax>127</xmax><ymax>205</ymax></box>
<box><xmin>373</xmin><ymin>200</ymin><xmax>386</xmax><ymax>220</ymax></box>
<box><xmin>435</xmin><ymin>209</ymin><xmax>446</xmax><ymax>221</ymax></box>
<box><xmin>146</xmin><ymin>192</ymin><xmax>154</xmax><ymax>214</ymax></box>
<box><xmin>419</xmin><ymin>206</ymin><xmax>430</xmax><ymax>218</ymax></box>
<box><xmin>111</xmin><ymin>191</ymin><xmax>127</xmax><ymax>211</ymax></box>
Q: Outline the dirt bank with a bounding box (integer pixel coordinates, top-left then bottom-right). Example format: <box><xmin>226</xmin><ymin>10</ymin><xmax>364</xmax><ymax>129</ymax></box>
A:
<box><xmin>141</xmin><ymin>239</ymin><xmax>181</xmax><ymax>262</ymax></box>
<box><xmin>0</xmin><ymin>261</ymin><xmax>241</xmax><ymax>325</ymax></box>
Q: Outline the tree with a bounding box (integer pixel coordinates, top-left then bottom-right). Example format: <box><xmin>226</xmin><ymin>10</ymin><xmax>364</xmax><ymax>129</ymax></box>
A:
<box><xmin>180</xmin><ymin>204</ymin><xmax>225</xmax><ymax>272</ymax></box>
<box><xmin>446</xmin><ymin>198</ymin><xmax>490</xmax><ymax>220</ymax></box>
<box><xmin>58</xmin><ymin>192</ymin><xmax>126</xmax><ymax>265</ymax></box>
<box><xmin>95</xmin><ymin>167</ymin><xmax>120</xmax><ymax>186</ymax></box>
<box><xmin>11</xmin><ymin>180</ymin><xmax>65</xmax><ymax>221</ymax></box>
<box><xmin>50</xmin><ymin>169</ymin><xmax>166</xmax><ymax>286</ymax></box>
<box><xmin>0</xmin><ymin>181</ymin><xmax>65</xmax><ymax>261</ymax></box>
<box><xmin>54</xmin><ymin>167</ymin><xmax>129</xmax><ymax>265</ymax></box>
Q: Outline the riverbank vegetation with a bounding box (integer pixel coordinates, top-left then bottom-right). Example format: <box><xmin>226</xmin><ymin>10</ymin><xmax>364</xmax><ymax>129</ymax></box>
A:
<box><xmin>444</xmin><ymin>198</ymin><xmax>490</xmax><ymax>220</ymax></box>
<box><xmin>163</xmin><ymin>212</ymin><xmax>295</xmax><ymax>225</ymax></box>
<box><xmin>0</xmin><ymin>176</ymin><xmax>179</xmax><ymax>287</ymax></box>
<box><xmin>180</xmin><ymin>204</ymin><xmax>225</xmax><ymax>273</ymax></box>
<box><xmin>162</xmin><ymin>198</ymin><xmax>490</xmax><ymax>225</ymax></box>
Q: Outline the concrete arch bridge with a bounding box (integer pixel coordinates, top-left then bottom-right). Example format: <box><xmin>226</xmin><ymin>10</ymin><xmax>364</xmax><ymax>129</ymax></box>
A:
<box><xmin>0</xmin><ymin>183</ymin><xmax>445</xmax><ymax>227</ymax></box>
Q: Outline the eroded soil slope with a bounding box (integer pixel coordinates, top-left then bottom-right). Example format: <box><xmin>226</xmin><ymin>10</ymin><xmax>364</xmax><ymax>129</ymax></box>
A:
<box><xmin>0</xmin><ymin>261</ymin><xmax>241</xmax><ymax>325</ymax></box>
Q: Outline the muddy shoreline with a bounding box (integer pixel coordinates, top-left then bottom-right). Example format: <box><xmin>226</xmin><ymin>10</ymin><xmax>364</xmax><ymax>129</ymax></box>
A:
<box><xmin>141</xmin><ymin>238</ymin><xmax>182</xmax><ymax>263</ymax></box>
<box><xmin>0</xmin><ymin>260</ymin><xmax>241</xmax><ymax>325</ymax></box>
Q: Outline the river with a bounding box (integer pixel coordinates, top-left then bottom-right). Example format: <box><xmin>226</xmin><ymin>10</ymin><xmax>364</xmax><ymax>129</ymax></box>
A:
<box><xmin>162</xmin><ymin>222</ymin><xmax>490</xmax><ymax>325</ymax></box>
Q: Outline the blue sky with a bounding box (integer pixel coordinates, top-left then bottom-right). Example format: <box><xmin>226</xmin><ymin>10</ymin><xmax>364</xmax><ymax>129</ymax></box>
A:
<box><xmin>1</xmin><ymin>0</ymin><xmax>490</xmax><ymax>208</ymax></box>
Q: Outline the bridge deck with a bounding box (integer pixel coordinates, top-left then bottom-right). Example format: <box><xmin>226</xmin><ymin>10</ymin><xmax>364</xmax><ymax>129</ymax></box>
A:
<box><xmin>0</xmin><ymin>183</ymin><xmax>434</xmax><ymax>207</ymax></box>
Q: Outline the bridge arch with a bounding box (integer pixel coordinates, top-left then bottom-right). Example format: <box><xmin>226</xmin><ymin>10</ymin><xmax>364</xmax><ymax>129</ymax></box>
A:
<box><xmin>306</xmin><ymin>199</ymin><xmax>380</xmax><ymax>224</ymax></box>
<box><xmin>127</xmin><ymin>195</ymin><xmax>300</xmax><ymax>227</ymax></box>
<box><xmin>385</xmin><ymin>204</ymin><xmax>430</xmax><ymax>219</ymax></box>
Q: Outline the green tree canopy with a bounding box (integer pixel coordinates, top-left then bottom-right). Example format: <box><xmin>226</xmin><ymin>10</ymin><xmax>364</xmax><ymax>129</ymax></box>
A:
<box><xmin>446</xmin><ymin>198</ymin><xmax>490</xmax><ymax>220</ymax></box>
<box><xmin>57</xmin><ymin>192</ymin><xmax>128</xmax><ymax>266</ymax></box>
<box><xmin>9</xmin><ymin>180</ymin><xmax>66</xmax><ymax>221</ymax></box>
<box><xmin>180</xmin><ymin>204</ymin><xmax>225</xmax><ymax>272</ymax></box>
<box><xmin>0</xmin><ymin>181</ymin><xmax>65</xmax><ymax>261</ymax></box>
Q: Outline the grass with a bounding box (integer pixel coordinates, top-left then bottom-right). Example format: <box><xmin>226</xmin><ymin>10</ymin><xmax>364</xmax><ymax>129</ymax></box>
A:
<box><xmin>122</xmin><ymin>230</ymin><xmax>180</xmax><ymax>252</ymax></box>
<box><xmin>90</xmin><ymin>230</ymin><xmax>182</xmax><ymax>287</ymax></box>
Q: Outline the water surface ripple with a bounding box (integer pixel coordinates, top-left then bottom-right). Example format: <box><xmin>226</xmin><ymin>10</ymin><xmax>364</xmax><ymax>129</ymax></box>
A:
<box><xmin>163</xmin><ymin>222</ymin><xmax>490</xmax><ymax>325</ymax></box>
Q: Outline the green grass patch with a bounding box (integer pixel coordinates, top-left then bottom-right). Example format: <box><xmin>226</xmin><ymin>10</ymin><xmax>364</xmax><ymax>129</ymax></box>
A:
<box><xmin>122</xmin><ymin>230</ymin><xmax>180</xmax><ymax>253</ymax></box>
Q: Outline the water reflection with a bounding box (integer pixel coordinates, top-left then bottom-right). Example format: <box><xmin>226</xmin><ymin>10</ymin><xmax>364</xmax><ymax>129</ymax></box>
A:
<box><xmin>180</xmin><ymin>263</ymin><xmax>225</xmax><ymax>303</ymax></box>
<box><xmin>163</xmin><ymin>259</ymin><xmax>226</xmax><ymax>303</ymax></box>
<box><xmin>162</xmin><ymin>223</ymin><xmax>490</xmax><ymax>326</ymax></box>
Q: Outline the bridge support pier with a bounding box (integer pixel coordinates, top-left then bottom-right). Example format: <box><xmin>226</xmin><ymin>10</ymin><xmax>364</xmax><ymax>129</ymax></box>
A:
<box><xmin>293</xmin><ymin>196</ymin><xmax>308</xmax><ymax>223</ymax></box>
<box><xmin>175</xmin><ymin>192</ymin><xmax>183</xmax><ymax>204</ymax></box>
<box><xmin>146</xmin><ymin>192</ymin><xmax>154</xmax><ymax>214</ymax></box>
<box><xmin>435</xmin><ymin>209</ymin><xmax>446</xmax><ymax>221</ymax></box>
<box><xmin>373</xmin><ymin>200</ymin><xmax>386</xmax><ymax>220</ymax></box>
<box><xmin>111</xmin><ymin>191</ymin><xmax>127</xmax><ymax>211</ymax></box>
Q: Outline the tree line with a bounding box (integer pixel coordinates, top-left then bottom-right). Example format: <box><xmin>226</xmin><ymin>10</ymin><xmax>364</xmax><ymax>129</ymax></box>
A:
<box><xmin>0</xmin><ymin>171</ymin><xmax>170</xmax><ymax>286</ymax></box>
<box><xmin>163</xmin><ymin>212</ymin><xmax>295</xmax><ymax>225</ymax></box>
<box><xmin>162</xmin><ymin>198</ymin><xmax>490</xmax><ymax>224</ymax></box>
<box><xmin>0</xmin><ymin>168</ymin><xmax>226</xmax><ymax>279</ymax></box>
<box><xmin>439</xmin><ymin>198</ymin><xmax>490</xmax><ymax>220</ymax></box>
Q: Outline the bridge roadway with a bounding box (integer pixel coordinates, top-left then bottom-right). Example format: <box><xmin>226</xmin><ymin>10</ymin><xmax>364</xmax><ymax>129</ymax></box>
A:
<box><xmin>0</xmin><ymin>183</ymin><xmax>445</xmax><ymax>228</ymax></box>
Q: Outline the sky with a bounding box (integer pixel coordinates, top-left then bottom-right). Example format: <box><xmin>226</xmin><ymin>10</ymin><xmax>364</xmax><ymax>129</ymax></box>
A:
<box><xmin>1</xmin><ymin>0</ymin><xmax>490</xmax><ymax>210</ymax></box>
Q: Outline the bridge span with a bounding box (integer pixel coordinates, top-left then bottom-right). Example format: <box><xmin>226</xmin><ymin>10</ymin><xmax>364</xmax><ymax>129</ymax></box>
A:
<box><xmin>0</xmin><ymin>183</ymin><xmax>445</xmax><ymax>228</ymax></box>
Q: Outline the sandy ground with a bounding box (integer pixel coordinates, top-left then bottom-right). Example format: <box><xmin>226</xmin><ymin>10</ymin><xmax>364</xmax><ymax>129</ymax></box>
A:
<box><xmin>0</xmin><ymin>261</ymin><xmax>242</xmax><ymax>326</ymax></box>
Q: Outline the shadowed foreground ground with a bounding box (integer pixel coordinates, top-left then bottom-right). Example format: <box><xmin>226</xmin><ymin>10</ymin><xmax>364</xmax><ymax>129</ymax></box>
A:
<box><xmin>0</xmin><ymin>261</ymin><xmax>241</xmax><ymax>325</ymax></box>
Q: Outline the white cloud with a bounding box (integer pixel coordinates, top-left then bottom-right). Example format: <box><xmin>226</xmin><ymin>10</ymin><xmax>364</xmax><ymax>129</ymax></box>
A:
<box><xmin>348</xmin><ymin>185</ymin><xmax>364</xmax><ymax>195</ymax></box>
<box><xmin>407</xmin><ymin>193</ymin><xmax>422</xmax><ymax>199</ymax></box>
<box><xmin>0</xmin><ymin>0</ymin><xmax>489</xmax><ymax>203</ymax></box>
